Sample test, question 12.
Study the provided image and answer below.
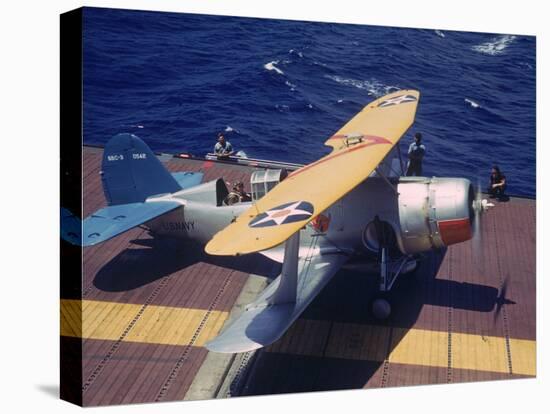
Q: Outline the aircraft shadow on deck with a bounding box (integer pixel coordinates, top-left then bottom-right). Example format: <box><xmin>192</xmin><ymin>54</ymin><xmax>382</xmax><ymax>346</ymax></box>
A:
<box><xmin>91</xmin><ymin>237</ymin><xmax>515</xmax><ymax>394</ymax></box>
<box><xmin>93</xmin><ymin>237</ymin><xmax>281</xmax><ymax>292</ymax></box>
<box><xmin>237</xmin><ymin>248</ymin><xmax>515</xmax><ymax>396</ymax></box>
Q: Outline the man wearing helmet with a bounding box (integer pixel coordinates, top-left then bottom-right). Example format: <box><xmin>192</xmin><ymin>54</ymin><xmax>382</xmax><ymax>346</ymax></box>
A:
<box><xmin>224</xmin><ymin>181</ymin><xmax>252</xmax><ymax>205</ymax></box>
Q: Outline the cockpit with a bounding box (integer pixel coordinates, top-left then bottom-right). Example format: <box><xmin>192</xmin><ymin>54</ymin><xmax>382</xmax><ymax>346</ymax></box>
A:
<box><xmin>250</xmin><ymin>169</ymin><xmax>288</xmax><ymax>201</ymax></box>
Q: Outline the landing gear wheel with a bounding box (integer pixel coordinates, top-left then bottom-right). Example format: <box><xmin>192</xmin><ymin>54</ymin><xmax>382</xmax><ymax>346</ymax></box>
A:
<box><xmin>371</xmin><ymin>297</ymin><xmax>392</xmax><ymax>320</ymax></box>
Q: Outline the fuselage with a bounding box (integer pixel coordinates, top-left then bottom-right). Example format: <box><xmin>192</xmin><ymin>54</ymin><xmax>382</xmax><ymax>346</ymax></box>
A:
<box><xmin>145</xmin><ymin>175</ymin><xmax>474</xmax><ymax>259</ymax></box>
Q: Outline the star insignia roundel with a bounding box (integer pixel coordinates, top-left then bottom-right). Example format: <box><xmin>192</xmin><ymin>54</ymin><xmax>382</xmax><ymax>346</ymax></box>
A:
<box><xmin>249</xmin><ymin>201</ymin><xmax>314</xmax><ymax>228</ymax></box>
<box><xmin>377</xmin><ymin>94</ymin><xmax>417</xmax><ymax>108</ymax></box>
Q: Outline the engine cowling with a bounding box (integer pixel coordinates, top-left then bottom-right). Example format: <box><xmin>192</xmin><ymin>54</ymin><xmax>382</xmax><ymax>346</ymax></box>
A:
<box><xmin>395</xmin><ymin>177</ymin><xmax>475</xmax><ymax>254</ymax></box>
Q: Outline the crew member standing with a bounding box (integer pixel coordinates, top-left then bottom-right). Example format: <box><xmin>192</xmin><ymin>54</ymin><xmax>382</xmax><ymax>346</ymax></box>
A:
<box><xmin>406</xmin><ymin>132</ymin><xmax>426</xmax><ymax>176</ymax></box>
<box><xmin>214</xmin><ymin>132</ymin><xmax>234</xmax><ymax>159</ymax></box>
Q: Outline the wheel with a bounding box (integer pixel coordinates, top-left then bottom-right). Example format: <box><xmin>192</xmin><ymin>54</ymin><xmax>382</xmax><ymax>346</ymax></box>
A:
<box><xmin>371</xmin><ymin>297</ymin><xmax>392</xmax><ymax>320</ymax></box>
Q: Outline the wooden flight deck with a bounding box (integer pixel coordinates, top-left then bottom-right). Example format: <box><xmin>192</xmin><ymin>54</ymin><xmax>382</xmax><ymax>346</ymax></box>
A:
<box><xmin>60</xmin><ymin>146</ymin><xmax>535</xmax><ymax>406</ymax></box>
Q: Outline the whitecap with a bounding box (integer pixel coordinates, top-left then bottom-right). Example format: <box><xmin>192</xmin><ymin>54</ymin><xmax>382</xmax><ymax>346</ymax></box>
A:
<box><xmin>337</xmin><ymin>99</ymin><xmax>344</xmax><ymax>103</ymax></box>
<box><xmin>289</xmin><ymin>49</ymin><xmax>303</xmax><ymax>58</ymax></box>
<box><xmin>225</xmin><ymin>125</ymin><xmax>235</xmax><ymax>132</ymax></box>
<box><xmin>435</xmin><ymin>30</ymin><xmax>445</xmax><ymax>38</ymax></box>
<box><xmin>519</xmin><ymin>61</ymin><xmax>533</xmax><ymax>70</ymax></box>
<box><xmin>285</xmin><ymin>80</ymin><xmax>297</xmax><ymax>91</ymax></box>
<box><xmin>325</xmin><ymin>75</ymin><xmax>399</xmax><ymax>97</ymax></box>
<box><xmin>472</xmin><ymin>35</ymin><xmax>516</xmax><ymax>56</ymax></box>
<box><xmin>465</xmin><ymin>98</ymin><xmax>481</xmax><ymax>108</ymax></box>
<box><xmin>264</xmin><ymin>60</ymin><xmax>284</xmax><ymax>75</ymax></box>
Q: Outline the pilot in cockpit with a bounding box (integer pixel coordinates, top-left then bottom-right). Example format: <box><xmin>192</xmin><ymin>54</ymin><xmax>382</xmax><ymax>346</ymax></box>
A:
<box><xmin>224</xmin><ymin>181</ymin><xmax>252</xmax><ymax>205</ymax></box>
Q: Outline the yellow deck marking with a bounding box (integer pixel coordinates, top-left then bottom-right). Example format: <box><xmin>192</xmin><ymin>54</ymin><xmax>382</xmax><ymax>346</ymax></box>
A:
<box><xmin>61</xmin><ymin>300</ymin><xmax>536</xmax><ymax>376</ymax></box>
<box><xmin>510</xmin><ymin>338</ymin><xmax>537</xmax><ymax>376</ymax></box>
<box><xmin>61</xmin><ymin>300</ymin><xmax>228</xmax><ymax>347</ymax></box>
<box><xmin>268</xmin><ymin>319</ymin><xmax>333</xmax><ymax>357</ymax></box>
<box><xmin>453</xmin><ymin>332</ymin><xmax>509</xmax><ymax>373</ymax></box>
<box><xmin>60</xmin><ymin>300</ymin><xmax>82</xmax><ymax>337</ymax></box>
<box><xmin>265</xmin><ymin>320</ymin><xmax>536</xmax><ymax>376</ymax></box>
<box><xmin>324</xmin><ymin>323</ymin><xmax>391</xmax><ymax>362</ymax></box>
<box><xmin>389</xmin><ymin>327</ymin><xmax>449</xmax><ymax>368</ymax></box>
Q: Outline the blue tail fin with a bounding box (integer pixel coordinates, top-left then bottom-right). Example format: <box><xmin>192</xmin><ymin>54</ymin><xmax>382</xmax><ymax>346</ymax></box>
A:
<box><xmin>102</xmin><ymin>133</ymin><xmax>181</xmax><ymax>205</ymax></box>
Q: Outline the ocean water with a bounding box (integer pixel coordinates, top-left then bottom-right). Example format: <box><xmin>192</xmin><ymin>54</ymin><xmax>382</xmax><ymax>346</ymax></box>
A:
<box><xmin>83</xmin><ymin>8</ymin><xmax>536</xmax><ymax>197</ymax></box>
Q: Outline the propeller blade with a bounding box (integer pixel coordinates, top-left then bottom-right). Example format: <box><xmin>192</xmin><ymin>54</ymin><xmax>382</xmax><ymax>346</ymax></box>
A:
<box><xmin>493</xmin><ymin>275</ymin><xmax>514</xmax><ymax>323</ymax></box>
<box><xmin>471</xmin><ymin>178</ymin><xmax>483</xmax><ymax>252</ymax></box>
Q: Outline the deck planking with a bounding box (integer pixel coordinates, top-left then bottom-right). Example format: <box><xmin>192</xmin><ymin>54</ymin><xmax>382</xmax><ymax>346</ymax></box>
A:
<box><xmin>61</xmin><ymin>146</ymin><xmax>536</xmax><ymax>405</ymax></box>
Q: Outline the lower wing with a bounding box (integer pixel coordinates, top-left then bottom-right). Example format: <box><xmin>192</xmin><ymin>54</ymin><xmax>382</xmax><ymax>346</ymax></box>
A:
<box><xmin>205</xmin><ymin>237</ymin><xmax>349</xmax><ymax>353</ymax></box>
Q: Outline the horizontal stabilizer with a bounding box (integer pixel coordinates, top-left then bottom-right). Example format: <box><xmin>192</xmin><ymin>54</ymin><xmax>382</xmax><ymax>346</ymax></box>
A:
<box><xmin>171</xmin><ymin>171</ymin><xmax>204</xmax><ymax>189</ymax></box>
<box><xmin>81</xmin><ymin>201</ymin><xmax>181</xmax><ymax>246</ymax></box>
<box><xmin>61</xmin><ymin>208</ymin><xmax>82</xmax><ymax>245</ymax></box>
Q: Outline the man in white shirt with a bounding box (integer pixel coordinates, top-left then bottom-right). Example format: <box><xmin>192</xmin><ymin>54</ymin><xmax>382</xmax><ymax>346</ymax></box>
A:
<box><xmin>214</xmin><ymin>133</ymin><xmax>234</xmax><ymax>159</ymax></box>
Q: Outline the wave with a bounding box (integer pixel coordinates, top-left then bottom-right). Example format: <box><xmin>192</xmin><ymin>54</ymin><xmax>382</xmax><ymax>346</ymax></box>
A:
<box><xmin>288</xmin><ymin>49</ymin><xmax>303</xmax><ymax>58</ymax></box>
<box><xmin>464</xmin><ymin>98</ymin><xmax>481</xmax><ymax>108</ymax></box>
<box><xmin>471</xmin><ymin>35</ymin><xmax>516</xmax><ymax>56</ymax></box>
<box><xmin>285</xmin><ymin>79</ymin><xmax>297</xmax><ymax>91</ymax></box>
<box><xmin>325</xmin><ymin>75</ymin><xmax>400</xmax><ymax>97</ymax></box>
<box><xmin>275</xmin><ymin>104</ymin><xmax>290</xmax><ymax>112</ymax></box>
<box><xmin>264</xmin><ymin>60</ymin><xmax>284</xmax><ymax>75</ymax></box>
<box><xmin>121</xmin><ymin>123</ymin><xmax>145</xmax><ymax>129</ymax></box>
<box><xmin>435</xmin><ymin>30</ymin><xmax>445</xmax><ymax>38</ymax></box>
<box><xmin>263</xmin><ymin>59</ymin><xmax>298</xmax><ymax>91</ymax></box>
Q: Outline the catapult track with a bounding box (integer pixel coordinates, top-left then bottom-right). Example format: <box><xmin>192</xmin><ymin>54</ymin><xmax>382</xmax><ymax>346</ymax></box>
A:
<box><xmin>61</xmin><ymin>146</ymin><xmax>536</xmax><ymax>405</ymax></box>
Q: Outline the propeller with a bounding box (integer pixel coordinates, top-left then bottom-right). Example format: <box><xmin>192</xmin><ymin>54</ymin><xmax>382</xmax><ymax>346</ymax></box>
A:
<box><xmin>493</xmin><ymin>274</ymin><xmax>516</xmax><ymax>323</ymax></box>
<box><xmin>471</xmin><ymin>178</ymin><xmax>494</xmax><ymax>250</ymax></box>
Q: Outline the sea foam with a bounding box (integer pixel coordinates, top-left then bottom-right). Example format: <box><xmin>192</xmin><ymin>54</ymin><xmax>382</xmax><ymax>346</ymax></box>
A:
<box><xmin>289</xmin><ymin>49</ymin><xmax>303</xmax><ymax>58</ymax></box>
<box><xmin>264</xmin><ymin>60</ymin><xmax>284</xmax><ymax>75</ymax></box>
<box><xmin>464</xmin><ymin>98</ymin><xmax>481</xmax><ymax>108</ymax></box>
<box><xmin>472</xmin><ymin>35</ymin><xmax>516</xmax><ymax>56</ymax></box>
<box><xmin>325</xmin><ymin>75</ymin><xmax>399</xmax><ymax>97</ymax></box>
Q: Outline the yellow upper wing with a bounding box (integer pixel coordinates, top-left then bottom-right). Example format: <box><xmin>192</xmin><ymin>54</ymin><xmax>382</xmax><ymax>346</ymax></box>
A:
<box><xmin>205</xmin><ymin>89</ymin><xmax>420</xmax><ymax>256</ymax></box>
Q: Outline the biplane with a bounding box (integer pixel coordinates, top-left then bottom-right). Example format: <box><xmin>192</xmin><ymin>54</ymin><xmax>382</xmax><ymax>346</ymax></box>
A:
<box><xmin>62</xmin><ymin>90</ymin><xmax>491</xmax><ymax>353</ymax></box>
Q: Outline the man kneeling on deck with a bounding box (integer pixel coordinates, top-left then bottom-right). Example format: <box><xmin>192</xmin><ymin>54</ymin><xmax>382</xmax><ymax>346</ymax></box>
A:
<box><xmin>488</xmin><ymin>165</ymin><xmax>507</xmax><ymax>199</ymax></box>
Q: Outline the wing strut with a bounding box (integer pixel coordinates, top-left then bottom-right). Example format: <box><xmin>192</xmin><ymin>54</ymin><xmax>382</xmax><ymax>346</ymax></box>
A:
<box><xmin>267</xmin><ymin>231</ymin><xmax>299</xmax><ymax>305</ymax></box>
<box><xmin>375</xmin><ymin>167</ymin><xmax>398</xmax><ymax>195</ymax></box>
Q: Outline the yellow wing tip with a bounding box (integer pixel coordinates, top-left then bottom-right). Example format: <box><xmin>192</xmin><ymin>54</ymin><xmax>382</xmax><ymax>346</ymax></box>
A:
<box><xmin>204</xmin><ymin>239</ymin><xmax>229</xmax><ymax>256</ymax></box>
<box><xmin>369</xmin><ymin>89</ymin><xmax>420</xmax><ymax>106</ymax></box>
<box><xmin>205</xmin><ymin>236</ymin><xmax>252</xmax><ymax>256</ymax></box>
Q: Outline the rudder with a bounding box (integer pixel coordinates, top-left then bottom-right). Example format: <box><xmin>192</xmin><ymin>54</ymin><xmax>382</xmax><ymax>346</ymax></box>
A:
<box><xmin>101</xmin><ymin>133</ymin><xmax>181</xmax><ymax>205</ymax></box>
